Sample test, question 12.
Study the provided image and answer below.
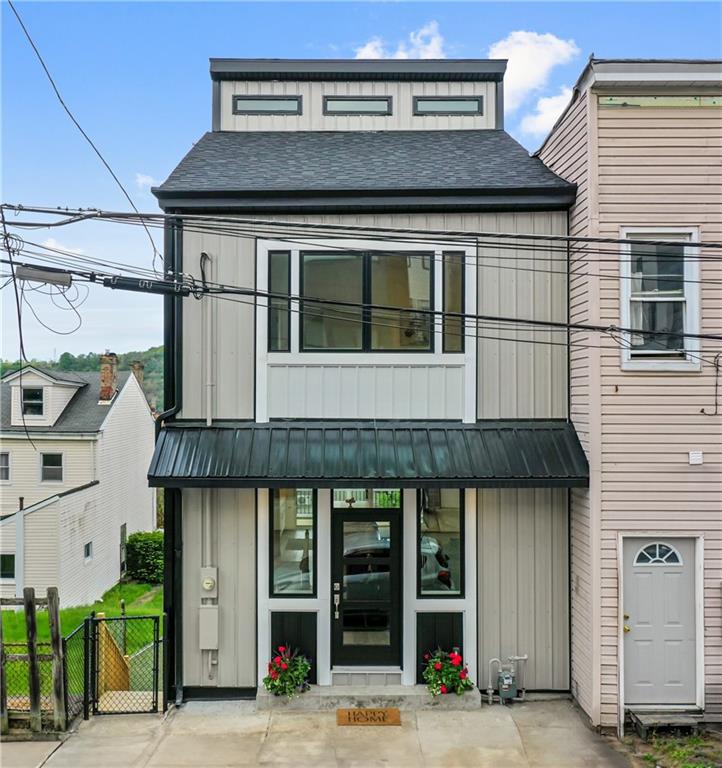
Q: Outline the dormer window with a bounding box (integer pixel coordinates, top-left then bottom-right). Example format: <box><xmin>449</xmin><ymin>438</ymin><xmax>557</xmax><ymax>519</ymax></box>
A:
<box><xmin>413</xmin><ymin>96</ymin><xmax>483</xmax><ymax>116</ymax></box>
<box><xmin>323</xmin><ymin>96</ymin><xmax>392</xmax><ymax>116</ymax></box>
<box><xmin>232</xmin><ymin>95</ymin><xmax>302</xmax><ymax>115</ymax></box>
<box><xmin>22</xmin><ymin>387</ymin><xmax>44</xmax><ymax>415</ymax></box>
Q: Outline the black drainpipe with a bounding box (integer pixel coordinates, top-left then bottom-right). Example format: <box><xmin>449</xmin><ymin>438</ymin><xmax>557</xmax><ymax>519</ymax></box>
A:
<box><xmin>158</xmin><ymin>215</ymin><xmax>184</xmax><ymax>707</ymax></box>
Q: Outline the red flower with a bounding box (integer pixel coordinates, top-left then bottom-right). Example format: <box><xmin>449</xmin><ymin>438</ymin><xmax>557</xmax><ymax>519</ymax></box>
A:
<box><xmin>273</xmin><ymin>656</ymin><xmax>282</xmax><ymax>664</ymax></box>
<box><xmin>440</xmin><ymin>684</ymin><xmax>447</xmax><ymax>694</ymax></box>
<box><xmin>281</xmin><ymin>662</ymin><xmax>288</xmax><ymax>670</ymax></box>
<box><xmin>270</xmin><ymin>670</ymin><xmax>278</xmax><ymax>679</ymax></box>
<box><xmin>451</xmin><ymin>655</ymin><xmax>462</xmax><ymax>667</ymax></box>
<box><xmin>423</xmin><ymin>653</ymin><xmax>430</xmax><ymax>661</ymax></box>
<box><xmin>434</xmin><ymin>662</ymin><xmax>442</xmax><ymax>671</ymax></box>
<box><xmin>267</xmin><ymin>663</ymin><xmax>272</xmax><ymax>672</ymax></box>
<box><xmin>459</xmin><ymin>670</ymin><xmax>467</xmax><ymax>680</ymax></box>
<box><xmin>278</xmin><ymin>646</ymin><xmax>286</xmax><ymax>652</ymax></box>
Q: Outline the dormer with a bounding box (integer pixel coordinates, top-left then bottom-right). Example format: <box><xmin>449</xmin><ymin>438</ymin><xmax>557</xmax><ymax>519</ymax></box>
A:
<box><xmin>209</xmin><ymin>58</ymin><xmax>507</xmax><ymax>132</ymax></box>
<box><xmin>3</xmin><ymin>367</ymin><xmax>85</xmax><ymax>429</ymax></box>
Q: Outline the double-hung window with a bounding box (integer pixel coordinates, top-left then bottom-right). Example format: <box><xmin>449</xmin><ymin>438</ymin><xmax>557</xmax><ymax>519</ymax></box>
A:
<box><xmin>300</xmin><ymin>250</ymin><xmax>433</xmax><ymax>352</ymax></box>
<box><xmin>22</xmin><ymin>387</ymin><xmax>43</xmax><ymax>415</ymax></box>
<box><xmin>0</xmin><ymin>453</ymin><xmax>9</xmax><ymax>482</ymax></box>
<box><xmin>41</xmin><ymin>453</ymin><xmax>63</xmax><ymax>482</ymax></box>
<box><xmin>621</xmin><ymin>230</ymin><xmax>700</xmax><ymax>370</ymax></box>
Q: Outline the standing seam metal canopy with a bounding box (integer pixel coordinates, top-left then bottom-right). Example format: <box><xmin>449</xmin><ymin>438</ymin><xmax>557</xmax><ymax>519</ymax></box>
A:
<box><xmin>148</xmin><ymin>421</ymin><xmax>589</xmax><ymax>489</ymax></box>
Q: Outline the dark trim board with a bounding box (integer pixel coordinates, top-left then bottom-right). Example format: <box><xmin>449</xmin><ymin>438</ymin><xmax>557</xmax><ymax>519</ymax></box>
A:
<box><xmin>183</xmin><ymin>687</ymin><xmax>258</xmax><ymax>701</ymax></box>
<box><xmin>155</xmin><ymin>192</ymin><xmax>576</xmax><ymax>214</ymax></box>
<box><xmin>210</xmin><ymin>59</ymin><xmax>507</xmax><ymax>82</ymax></box>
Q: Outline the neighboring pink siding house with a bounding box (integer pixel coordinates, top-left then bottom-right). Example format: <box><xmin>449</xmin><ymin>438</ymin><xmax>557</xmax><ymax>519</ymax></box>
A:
<box><xmin>539</xmin><ymin>59</ymin><xmax>722</xmax><ymax>733</ymax></box>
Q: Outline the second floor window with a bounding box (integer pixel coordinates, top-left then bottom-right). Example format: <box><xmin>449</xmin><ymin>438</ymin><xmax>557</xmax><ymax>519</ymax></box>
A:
<box><xmin>0</xmin><ymin>554</ymin><xmax>15</xmax><ymax>579</ymax></box>
<box><xmin>41</xmin><ymin>453</ymin><xmax>63</xmax><ymax>482</ymax></box>
<box><xmin>621</xmin><ymin>230</ymin><xmax>699</xmax><ymax>369</ymax></box>
<box><xmin>0</xmin><ymin>453</ymin><xmax>9</xmax><ymax>481</ymax></box>
<box><xmin>269</xmin><ymin>251</ymin><xmax>291</xmax><ymax>352</ymax></box>
<box><xmin>22</xmin><ymin>387</ymin><xmax>44</xmax><ymax>415</ymax></box>
<box><xmin>300</xmin><ymin>250</ymin><xmax>433</xmax><ymax>352</ymax></box>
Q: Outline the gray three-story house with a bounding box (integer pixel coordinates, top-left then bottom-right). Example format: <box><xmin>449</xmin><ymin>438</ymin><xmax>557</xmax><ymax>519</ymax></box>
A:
<box><xmin>149</xmin><ymin>59</ymin><xmax>588</xmax><ymax>704</ymax></box>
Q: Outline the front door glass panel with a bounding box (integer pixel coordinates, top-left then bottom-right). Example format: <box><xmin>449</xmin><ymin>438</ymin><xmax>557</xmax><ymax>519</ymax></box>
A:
<box><xmin>332</xmin><ymin>509</ymin><xmax>401</xmax><ymax>666</ymax></box>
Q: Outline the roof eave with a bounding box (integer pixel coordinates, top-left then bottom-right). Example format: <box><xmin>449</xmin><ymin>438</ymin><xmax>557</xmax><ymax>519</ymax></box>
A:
<box><xmin>209</xmin><ymin>58</ymin><xmax>507</xmax><ymax>82</ymax></box>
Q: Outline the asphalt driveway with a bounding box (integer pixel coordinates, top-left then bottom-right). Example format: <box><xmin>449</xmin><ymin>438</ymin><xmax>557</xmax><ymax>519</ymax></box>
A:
<box><xmin>3</xmin><ymin>698</ymin><xmax>632</xmax><ymax>768</ymax></box>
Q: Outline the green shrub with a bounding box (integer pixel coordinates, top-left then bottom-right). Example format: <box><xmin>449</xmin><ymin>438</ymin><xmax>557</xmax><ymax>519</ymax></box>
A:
<box><xmin>126</xmin><ymin>531</ymin><xmax>164</xmax><ymax>583</ymax></box>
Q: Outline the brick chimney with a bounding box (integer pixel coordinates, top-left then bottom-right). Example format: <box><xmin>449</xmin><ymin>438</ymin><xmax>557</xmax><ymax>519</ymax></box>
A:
<box><xmin>131</xmin><ymin>360</ymin><xmax>145</xmax><ymax>386</ymax></box>
<box><xmin>99</xmin><ymin>352</ymin><xmax>119</xmax><ymax>401</ymax></box>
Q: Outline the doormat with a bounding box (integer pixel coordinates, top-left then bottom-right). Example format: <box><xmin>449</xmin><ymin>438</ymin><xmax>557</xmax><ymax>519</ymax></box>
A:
<box><xmin>336</xmin><ymin>707</ymin><xmax>402</xmax><ymax>726</ymax></box>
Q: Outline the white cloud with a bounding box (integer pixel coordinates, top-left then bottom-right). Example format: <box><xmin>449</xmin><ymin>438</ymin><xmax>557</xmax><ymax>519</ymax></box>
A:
<box><xmin>41</xmin><ymin>237</ymin><xmax>83</xmax><ymax>255</ymax></box>
<box><xmin>135</xmin><ymin>173</ymin><xmax>158</xmax><ymax>191</ymax></box>
<box><xmin>355</xmin><ymin>21</ymin><xmax>445</xmax><ymax>60</ymax></box>
<box><xmin>520</xmin><ymin>86</ymin><xmax>572</xmax><ymax>136</ymax></box>
<box><xmin>488</xmin><ymin>31</ymin><xmax>579</xmax><ymax>112</ymax></box>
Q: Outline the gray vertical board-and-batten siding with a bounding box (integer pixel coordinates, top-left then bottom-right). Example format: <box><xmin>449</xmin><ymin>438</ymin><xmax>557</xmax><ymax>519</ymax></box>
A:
<box><xmin>179</xmin><ymin>210</ymin><xmax>569</xmax><ymax>422</ymax></box>
<box><xmin>182</xmin><ymin>489</ymin><xmax>256</xmax><ymax>688</ymax></box>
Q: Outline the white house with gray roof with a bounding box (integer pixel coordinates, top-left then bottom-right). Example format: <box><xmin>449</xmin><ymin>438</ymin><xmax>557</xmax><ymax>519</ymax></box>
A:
<box><xmin>0</xmin><ymin>354</ymin><xmax>155</xmax><ymax>606</ymax></box>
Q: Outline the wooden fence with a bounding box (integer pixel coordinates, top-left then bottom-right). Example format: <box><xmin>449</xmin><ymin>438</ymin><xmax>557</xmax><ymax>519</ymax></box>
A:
<box><xmin>0</xmin><ymin>587</ymin><xmax>66</xmax><ymax>734</ymax></box>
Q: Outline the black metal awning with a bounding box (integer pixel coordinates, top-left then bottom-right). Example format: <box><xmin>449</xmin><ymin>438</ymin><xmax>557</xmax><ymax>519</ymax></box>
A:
<box><xmin>148</xmin><ymin>420</ymin><xmax>589</xmax><ymax>489</ymax></box>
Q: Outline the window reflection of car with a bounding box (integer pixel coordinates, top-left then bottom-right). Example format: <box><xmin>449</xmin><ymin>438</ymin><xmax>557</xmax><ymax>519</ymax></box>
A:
<box><xmin>342</xmin><ymin>532</ymin><xmax>455</xmax><ymax>596</ymax></box>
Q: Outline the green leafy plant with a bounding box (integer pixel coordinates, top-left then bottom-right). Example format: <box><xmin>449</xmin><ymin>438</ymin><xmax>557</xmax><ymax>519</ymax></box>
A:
<box><xmin>263</xmin><ymin>645</ymin><xmax>311</xmax><ymax>698</ymax></box>
<box><xmin>126</xmin><ymin>531</ymin><xmax>164</xmax><ymax>583</ymax></box>
<box><xmin>422</xmin><ymin>648</ymin><xmax>474</xmax><ymax>696</ymax></box>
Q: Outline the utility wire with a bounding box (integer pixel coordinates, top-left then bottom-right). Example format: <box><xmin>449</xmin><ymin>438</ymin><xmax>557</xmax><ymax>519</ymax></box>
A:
<box><xmin>5</xmin><ymin>3</ymin><xmax>161</xmax><ymax>271</ymax></box>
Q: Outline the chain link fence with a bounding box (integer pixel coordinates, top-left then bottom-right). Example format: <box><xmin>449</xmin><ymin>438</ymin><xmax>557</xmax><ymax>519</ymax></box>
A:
<box><xmin>62</xmin><ymin>622</ymin><xmax>86</xmax><ymax>724</ymax></box>
<box><xmin>3</xmin><ymin>641</ymin><xmax>54</xmax><ymax>714</ymax></box>
<box><xmin>92</xmin><ymin>615</ymin><xmax>159</xmax><ymax>714</ymax></box>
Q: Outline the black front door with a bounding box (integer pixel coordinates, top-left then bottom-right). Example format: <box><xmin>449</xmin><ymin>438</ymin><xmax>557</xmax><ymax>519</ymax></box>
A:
<box><xmin>331</xmin><ymin>509</ymin><xmax>402</xmax><ymax>666</ymax></box>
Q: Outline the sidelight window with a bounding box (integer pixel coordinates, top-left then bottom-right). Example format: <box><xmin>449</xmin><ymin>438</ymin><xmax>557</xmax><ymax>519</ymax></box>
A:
<box><xmin>418</xmin><ymin>489</ymin><xmax>464</xmax><ymax>597</ymax></box>
<box><xmin>443</xmin><ymin>251</ymin><xmax>465</xmax><ymax>352</ymax></box>
<box><xmin>270</xmin><ymin>489</ymin><xmax>316</xmax><ymax>596</ymax></box>
<box><xmin>268</xmin><ymin>251</ymin><xmax>291</xmax><ymax>352</ymax></box>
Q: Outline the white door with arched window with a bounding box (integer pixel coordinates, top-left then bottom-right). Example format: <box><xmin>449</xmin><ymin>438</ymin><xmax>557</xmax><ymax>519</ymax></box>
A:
<box><xmin>623</xmin><ymin>537</ymin><xmax>697</xmax><ymax>706</ymax></box>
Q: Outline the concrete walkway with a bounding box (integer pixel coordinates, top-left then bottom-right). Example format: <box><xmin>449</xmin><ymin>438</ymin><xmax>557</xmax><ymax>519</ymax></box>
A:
<box><xmin>4</xmin><ymin>699</ymin><xmax>632</xmax><ymax>768</ymax></box>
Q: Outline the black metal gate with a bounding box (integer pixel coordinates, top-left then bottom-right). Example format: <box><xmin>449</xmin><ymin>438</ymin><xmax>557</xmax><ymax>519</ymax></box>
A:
<box><xmin>89</xmin><ymin>615</ymin><xmax>160</xmax><ymax>715</ymax></box>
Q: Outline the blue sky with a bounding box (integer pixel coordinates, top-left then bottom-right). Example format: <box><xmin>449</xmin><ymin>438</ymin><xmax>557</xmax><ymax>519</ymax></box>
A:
<box><xmin>2</xmin><ymin>1</ymin><xmax>721</xmax><ymax>359</ymax></box>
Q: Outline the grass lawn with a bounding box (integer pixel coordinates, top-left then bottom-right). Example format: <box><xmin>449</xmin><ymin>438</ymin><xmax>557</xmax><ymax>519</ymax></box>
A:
<box><xmin>624</xmin><ymin>732</ymin><xmax>722</xmax><ymax>768</ymax></box>
<box><xmin>2</xmin><ymin>581</ymin><xmax>163</xmax><ymax>644</ymax></box>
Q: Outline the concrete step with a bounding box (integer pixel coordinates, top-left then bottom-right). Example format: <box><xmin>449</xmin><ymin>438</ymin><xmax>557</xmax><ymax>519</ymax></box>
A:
<box><xmin>257</xmin><ymin>684</ymin><xmax>482</xmax><ymax>711</ymax></box>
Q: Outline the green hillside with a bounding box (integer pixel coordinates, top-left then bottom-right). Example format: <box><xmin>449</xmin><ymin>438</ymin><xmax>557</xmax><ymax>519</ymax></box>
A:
<box><xmin>1</xmin><ymin>346</ymin><xmax>164</xmax><ymax>410</ymax></box>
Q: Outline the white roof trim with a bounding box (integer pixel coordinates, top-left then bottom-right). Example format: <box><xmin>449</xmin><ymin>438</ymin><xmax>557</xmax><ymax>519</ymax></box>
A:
<box><xmin>1</xmin><ymin>366</ymin><xmax>83</xmax><ymax>388</ymax></box>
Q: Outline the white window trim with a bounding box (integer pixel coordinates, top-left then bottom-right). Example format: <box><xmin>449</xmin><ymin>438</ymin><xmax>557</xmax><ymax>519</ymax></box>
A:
<box><xmin>21</xmin><ymin>385</ymin><xmax>45</xmax><ymax>418</ymax></box>
<box><xmin>619</xmin><ymin>227</ymin><xmax>700</xmax><ymax>372</ymax></box>
<box><xmin>256</xmin><ymin>238</ymin><xmax>477</xmax><ymax>423</ymax></box>
<box><xmin>39</xmin><ymin>451</ymin><xmax>64</xmax><ymax>484</ymax></box>
<box><xmin>0</xmin><ymin>452</ymin><xmax>10</xmax><ymax>484</ymax></box>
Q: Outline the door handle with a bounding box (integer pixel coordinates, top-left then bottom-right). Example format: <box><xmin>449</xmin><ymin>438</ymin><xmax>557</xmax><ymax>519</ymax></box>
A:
<box><xmin>333</xmin><ymin>593</ymin><xmax>340</xmax><ymax>620</ymax></box>
<box><xmin>623</xmin><ymin>625</ymin><xmax>630</xmax><ymax>633</ymax></box>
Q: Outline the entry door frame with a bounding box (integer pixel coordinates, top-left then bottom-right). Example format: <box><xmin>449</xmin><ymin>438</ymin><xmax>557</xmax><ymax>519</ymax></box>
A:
<box><xmin>330</xmin><ymin>507</ymin><xmax>403</xmax><ymax>667</ymax></box>
<box><xmin>617</xmin><ymin>533</ymin><xmax>705</xmax><ymax>734</ymax></box>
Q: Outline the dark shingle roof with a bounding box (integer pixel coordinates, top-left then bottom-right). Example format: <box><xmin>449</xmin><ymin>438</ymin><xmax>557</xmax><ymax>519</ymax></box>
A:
<box><xmin>0</xmin><ymin>371</ymin><xmax>131</xmax><ymax>434</ymax></box>
<box><xmin>149</xmin><ymin>420</ymin><xmax>589</xmax><ymax>489</ymax></box>
<box><xmin>155</xmin><ymin>130</ymin><xmax>574</xmax><ymax>197</ymax></box>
